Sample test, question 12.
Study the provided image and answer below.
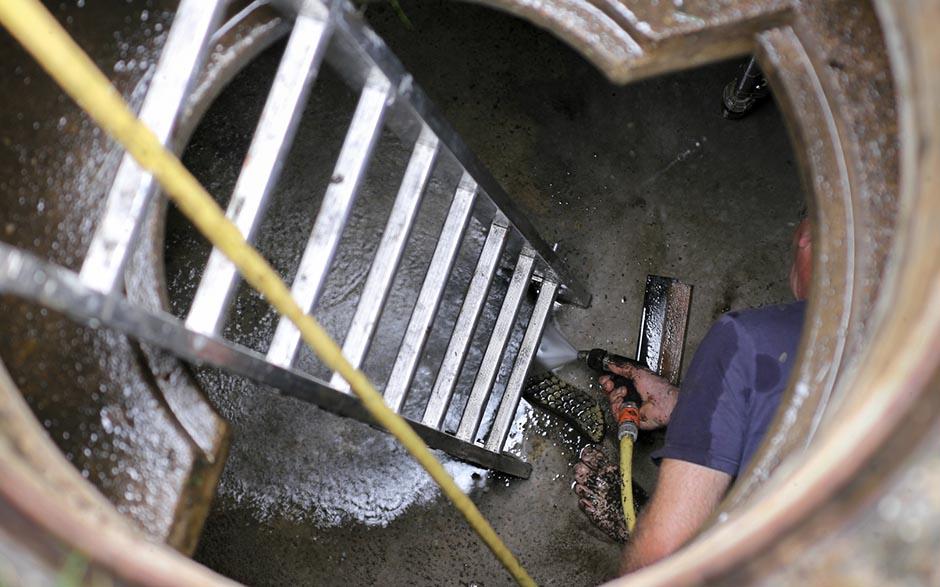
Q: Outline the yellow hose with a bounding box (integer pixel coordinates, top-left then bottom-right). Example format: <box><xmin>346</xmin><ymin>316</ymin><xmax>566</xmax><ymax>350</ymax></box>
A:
<box><xmin>0</xmin><ymin>2</ymin><xmax>534</xmax><ymax>585</ymax></box>
<box><xmin>619</xmin><ymin>436</ymin><xmax>636</xmax><ymax>533</ymax></box>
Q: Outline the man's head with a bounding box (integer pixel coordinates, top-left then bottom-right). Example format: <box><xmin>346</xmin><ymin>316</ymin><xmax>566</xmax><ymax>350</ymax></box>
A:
<box><xmin>789</xmin><ymin>211</ymin><xmax>812</xmax><ymax>300</ymax></box>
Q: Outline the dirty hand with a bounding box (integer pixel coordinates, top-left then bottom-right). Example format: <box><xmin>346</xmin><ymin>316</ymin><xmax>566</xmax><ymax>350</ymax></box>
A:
<box><xmin>598</xmin><ymin>363</ymin><xmax>678</xmax><ymax>430</ymax></box>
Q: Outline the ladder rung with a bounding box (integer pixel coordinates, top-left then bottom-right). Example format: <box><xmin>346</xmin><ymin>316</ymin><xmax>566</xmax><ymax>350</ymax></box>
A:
<box><xmin>185</xmin><ymin>15</ymin><xmax>332</xmax><ymax>336</ymax></box>
<box><xmin>79</xmin><ymin>0</ymin><xmax>226</xmax><ymax>294</ymax></box>
<box><xmin>456</xmin><ymin>251</ymin><xmax>534</xmax><ymax>441</ymax></box>
<box><xmin>266</xmin><ymin>69</ymin><xmax>392</xmax><ymax>367</ymax></box>
<box><xmin>485</xmin><ymin>279</ymin><xmax>558</xmax><ymax>452</ymax></box>
<box><xmin>422</xmin><ymin>221</ymin><xmax>509</xmax><ymax>429</ymax></box>
<box><xmin>330</xmin><ymin>127</ymin><xmax>440</xmax><ymax>392</ymax></box>
<box><xmin>382</xmin><ymin>173</ymin><xmax>478</xmax><ymax>412</ymax></box>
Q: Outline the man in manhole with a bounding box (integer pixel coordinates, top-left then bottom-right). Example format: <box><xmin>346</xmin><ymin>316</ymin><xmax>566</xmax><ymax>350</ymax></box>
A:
<box><xmin>574</xmin><ymin>212</ymin><xmax>812</xmax><ymax>574</ymax></box>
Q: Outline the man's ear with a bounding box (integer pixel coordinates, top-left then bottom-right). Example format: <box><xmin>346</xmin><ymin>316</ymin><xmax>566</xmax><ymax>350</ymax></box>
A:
<box><xmin>798</xmin><ymin>231</ymin><xmax>811</xmax><ymax>249</ymax></box>
<box><xmin>797</xmin><ymin>220</ymin><xmax>812</xmax><ymax>249</ymax></box>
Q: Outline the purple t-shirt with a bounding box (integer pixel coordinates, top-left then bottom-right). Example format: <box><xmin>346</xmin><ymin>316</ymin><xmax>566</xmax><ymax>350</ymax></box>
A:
<box><xmin>652</xmin><ymin>301</ymin><xmax>806</xmax><ymax>477</ymax></box>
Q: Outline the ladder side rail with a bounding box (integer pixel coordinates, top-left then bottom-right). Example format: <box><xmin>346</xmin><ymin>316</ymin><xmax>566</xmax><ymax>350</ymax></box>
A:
<box><xmin>0</xmin><ymin>244</ymin><xmax>531</xmax><ymax>477</ymax></box>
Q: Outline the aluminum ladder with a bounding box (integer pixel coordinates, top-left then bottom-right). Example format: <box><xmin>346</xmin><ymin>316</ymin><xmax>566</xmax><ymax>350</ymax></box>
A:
<box><xmin>0</xmin><ymin>0</ymin><xmax>590</xmax><ymax>477</ymax></box>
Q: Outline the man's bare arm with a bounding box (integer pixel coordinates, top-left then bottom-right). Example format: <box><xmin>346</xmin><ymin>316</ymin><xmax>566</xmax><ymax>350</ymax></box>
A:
<box><xmin>620</xmin><ymin>459</ymin><xmax>732</xmax><ymax>574</ymax></box>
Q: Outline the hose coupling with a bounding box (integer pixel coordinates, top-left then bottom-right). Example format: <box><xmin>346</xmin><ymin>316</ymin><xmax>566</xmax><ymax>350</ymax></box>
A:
<box><xmin>618</xmin><ymin>420</ymin><xmax>638</xmax><ymax>442</ymax></box>
<box><xmin>615</xmin><ymin>401</ymin><xmax>640</xmax><ymax>441</ymax></box>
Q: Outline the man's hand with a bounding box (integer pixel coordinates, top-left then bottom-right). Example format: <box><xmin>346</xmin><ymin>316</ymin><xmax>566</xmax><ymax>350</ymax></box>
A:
<box><xmin>598</xmin><ymin>363</ymin><xmax>678</xmax><ymax>430</ymax></box>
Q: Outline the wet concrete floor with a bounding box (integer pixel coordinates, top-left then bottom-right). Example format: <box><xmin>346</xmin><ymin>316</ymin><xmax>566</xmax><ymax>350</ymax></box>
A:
<box><xmin>169</xmin><ymin>2</ymin><xmax>804</xmax><ymax>584</ymax></box>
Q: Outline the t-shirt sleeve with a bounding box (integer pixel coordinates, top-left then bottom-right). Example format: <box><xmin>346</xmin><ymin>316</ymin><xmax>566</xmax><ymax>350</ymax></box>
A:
<box><xmin>651</xmin><ymin>315</ymin><xmax>755</xmax><ymax>477</ymax></box>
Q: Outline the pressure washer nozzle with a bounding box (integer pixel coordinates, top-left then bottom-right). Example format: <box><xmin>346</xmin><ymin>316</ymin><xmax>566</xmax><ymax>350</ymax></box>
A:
<box><xmin>578</xmin><ymin>348</ymin><xmax>645</xmax><ymax>373</ymax></box>
<box><xmin>576</xmin><ymin>349</ymin><xmax>594</xmax><ymax>365</ymax></box>
<box><xmin>578</xmin><ymin>348</ymin><xmax>609</xmax><ymax>371</ymax></box>
<box><xmin>581</xmin><ymin>348</ymin><xmax>645</xmax><ymax>407</ymax></box>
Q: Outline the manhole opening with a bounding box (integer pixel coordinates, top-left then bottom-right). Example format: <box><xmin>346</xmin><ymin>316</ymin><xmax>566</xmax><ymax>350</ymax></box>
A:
<box><xmin>161</xmin><ymin>3</ymin><xmax>809</xmax><ymax>584</ymax></box>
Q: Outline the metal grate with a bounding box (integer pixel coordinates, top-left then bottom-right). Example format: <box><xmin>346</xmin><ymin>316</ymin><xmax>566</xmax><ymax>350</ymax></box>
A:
<box><xmin>0</xmin><ymin>0</ymin><xmax>590</xmax><ymax>477</ymax></box>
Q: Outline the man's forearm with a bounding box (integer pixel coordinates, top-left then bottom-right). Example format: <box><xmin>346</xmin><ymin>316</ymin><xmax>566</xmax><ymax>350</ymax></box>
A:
<box><xmin>619</xmin><ymin>489</ymin><xmax>684</xmax><ymax>574</ymax></box>
<box><xmin>619</xmin><ymin>459</ymin><xmax>733</xmax><ymax>575</ymax></box>
<box><xmin>621</xmin><ymin>516</ymin><xmax>667</xmax><ymax>574</ymax></box>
